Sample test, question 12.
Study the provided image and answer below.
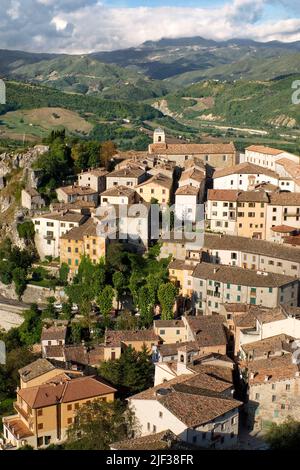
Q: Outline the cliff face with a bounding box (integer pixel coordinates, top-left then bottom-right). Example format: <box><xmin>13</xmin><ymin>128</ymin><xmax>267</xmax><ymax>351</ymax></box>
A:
<box><xmin>0</xmin><ymin>145</ymin><xmax>49</xmax><ymax>178</ymax></box>
<box><xmin>0</xmin><ymin>145</ymin><xmax>48</xmax><ymax>243</ymax></box>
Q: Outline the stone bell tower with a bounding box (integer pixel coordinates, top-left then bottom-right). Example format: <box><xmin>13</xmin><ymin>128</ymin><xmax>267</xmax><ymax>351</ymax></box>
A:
<box><xmin>153</xmin><ymin>127</ymin><xmax>166</xmax><ymax>144</ymax></box>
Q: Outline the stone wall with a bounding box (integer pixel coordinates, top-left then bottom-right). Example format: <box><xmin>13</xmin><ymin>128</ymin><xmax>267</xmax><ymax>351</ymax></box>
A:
<box><xmin>0</xmin><ymin>281</ymin><xmax>64</xmax><ymax>305</ymax></box>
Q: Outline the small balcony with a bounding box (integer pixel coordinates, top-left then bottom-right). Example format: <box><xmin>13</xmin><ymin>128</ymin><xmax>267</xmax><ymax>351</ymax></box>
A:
<box><xmin>3</xmin><ymin>415</ymin><xmax>33</xmax><ymax>442</ymax></box>
<box><xmin>43</xmin><ymin>234</ymin><xmax>55</xmax><ymax>240</ymax></box>
<box><xmin>14</xmin><ymin>402</ymin><xmax>30</xmax><ymax>421</ymax></box>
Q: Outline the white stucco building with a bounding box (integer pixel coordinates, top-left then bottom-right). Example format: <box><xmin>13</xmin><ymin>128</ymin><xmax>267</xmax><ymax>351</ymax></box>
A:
<box><xmin>129</xmin><ymin>368</ymin><xmax>241</xmax><ymax>449</ymax></box>
<box><xmin>245</xmin><ymin>145</ymin><xmax>299</xmax><ymax>170</ymax></box>
<box><xmin>213</xmin><ymin>162</ymin><xmax>279</xmax><ymax>191</ymax></box>
<box><xmin>175</xmin><ymin>186</ymin><xmax>200</xmax><ymax>223</ymax></box>
<box><xmin>33</xmin><ymin>211</ymin><xmax>87</xmax><ymax>259</ymax></box>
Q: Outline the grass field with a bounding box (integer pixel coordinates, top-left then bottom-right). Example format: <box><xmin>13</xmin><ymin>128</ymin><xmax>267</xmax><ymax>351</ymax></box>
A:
<box><xmin>0</xmin><ymin>107</ymin><xmax>93</xmax><ymax>141</ymax></box>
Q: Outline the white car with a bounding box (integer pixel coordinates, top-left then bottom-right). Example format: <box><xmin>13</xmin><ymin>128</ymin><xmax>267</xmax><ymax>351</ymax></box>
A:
<box><xmin>71</xmin><ymin>303</ymin><xmax>79</xmax><ymax>312</ymax></box>
<box><xmin>54</xmin><ymin>302</ymin><xmax>63</xmax><ymax>310</ymax></box>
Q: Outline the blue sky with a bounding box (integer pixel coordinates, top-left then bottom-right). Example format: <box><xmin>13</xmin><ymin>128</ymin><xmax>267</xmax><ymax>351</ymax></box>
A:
<box><xmin>104</xmin><ymin>0</ymin><xmax>298</xmax><ymax>18</ymax></box>
<box><xmin>1</xmin><ymin>0</ymin><xmax>300</xmax><ymax>53</ymax></box>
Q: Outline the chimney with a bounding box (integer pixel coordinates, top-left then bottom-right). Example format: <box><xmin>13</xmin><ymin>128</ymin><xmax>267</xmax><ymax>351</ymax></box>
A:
<box><xmin>264</xmin><ymin>375</ymin><xmax>269</xmax><ymax>382</ymax></box>
<box><xmin>249</xmin><ymin>372</ymin><xmax>255</xmax><ymax>380</ymax></box>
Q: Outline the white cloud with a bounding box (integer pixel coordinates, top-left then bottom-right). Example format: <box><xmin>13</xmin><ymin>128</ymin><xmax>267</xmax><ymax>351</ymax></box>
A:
<box><xmin>0</xmin><ymin>0</ymin><xmax>300</xmax><ymax>53</ymax></box>
<box><xmin>7</xmin><ymin>0</ymin><xmax>20</xmax><ymax>20</ymax></box>
<box><xmin>51</xmin><ymin>16</ymin><xmax>68</xmax><ymax>31</ymax></box>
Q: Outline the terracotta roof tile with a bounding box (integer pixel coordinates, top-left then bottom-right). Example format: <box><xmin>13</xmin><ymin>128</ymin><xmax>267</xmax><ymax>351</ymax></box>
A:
<box><xmin>136</xmin><ymin>173</ymin><xmax>173</xmax><ymax>190</ymax></box>
<box><xmin>44</xmin><ymin>345</ymin><xmax>64</xmax><ymax>358</ymax></box>
<box><xmin>180</xmin><ymin>168</ymin><xmax>205</xmax><ymax>183</ymax></box>
<box><xmin>100</xmin><ymin>185</ymin><xmax>137</xmax><ymax>197</ymax></box>
<box><xmin>176</xmin><ymin>185</ymin><xmax>200</xmax><ymax>196</ymax></box>
<box><xmin>271</xmin><ymin>225</ymin><xmax>298</xmax><ymax>233</ymax></box>
<box><xmin>154</xmin><ymin>320</ymin><xmax>184</xmax><ymax>328</ymax></box>
<box><xmin>58</xmin><ymin>185</ymin><xmax>98</xmax><ymax>196</ymax></box>
<box><xmin>111</xmin><ymin>430</ymin><xmax>193</xmax><ymax>450</ymax></box>
<box><xmin>41</xmin><ymin>326</ymin><xmax>67</xmax><ymax>342</ymax></box>
<box><xmin>203</xmin><ymin>232</ymin><xmax>300</xmax><ymax>263</ymax></box>
<box><xmin>105</xmin><ymin>329</ymin><xmax>160</xmax><ymax>348</ymax></box>
<box><xmin>36</xmin><ymin>211</ymin><xmax>87</xmax><ymax>223</ymax></box>
<box><xmin>185</xmin><ymin>315</ymin><xmax>228</xmax><ymax>348</ymax></box>
<box><xmin>207</xmin><ymin>189</ymin><xmax>239</xmax><ymax>202</ymax></box>
<box><xmin>19</xmin><ymin>359</ymin><xmax>55</xmax><ymax>383</ymax></box>
<box><xmin>241</xmin><ymin>333</ymin><xmax>294</xmax><ymax>356</ymax></box>
<box><xmin>192</xmin><ymin>262</ymin><xmax>295</xmax><ymax>287</ymax></box>
<box><xmin>269</xmin><ymin>192</ymin><xmax>300</xmax><ymax>206</ymax></box>
<box><xmin>107</xmin><ymin>167</ymin><xmax>145</xmax><ymax>179</ymax></box>
<box><xmin>213</xmin><ymin>162</ymin><xmax>278</xmax><ymax>179</ymax></box>
<box><xmin>60</xmin><ymin>218</ymin><xmax>100</xmax><ymax>240</ymax></box>
<box><xmin>247</xmin><ymin>354</ymin><xmax>300</xmax><ymax>384</ymax></box>
<box><xmin>246</xmin><ymin>145</ymin><xmax>284</xmax><ymax>156</ymax></box>
<box><xmin>18</xmin><ymin>375</ymin><xmax>116</xmax><ymax>408</ymax></box>
<box><xmin>159</xmin><ymin>391</ymin><xmax>240</xmax><ymax>427</ymax></box>
<box><xmin>149</xmin><ymin>142</ymin><xmax>236</xmax><ymax>156</ymax></box>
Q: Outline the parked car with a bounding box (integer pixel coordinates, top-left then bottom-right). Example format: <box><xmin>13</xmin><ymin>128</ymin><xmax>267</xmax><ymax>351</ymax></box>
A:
<box><xmin>71</xmin><ymin>303</ymin><xmax>79</xmax><ymax>313</ymax></box>
<box><xmin>54</xmin><ymin>302</ymin><xmax>63</xmax><ymax>311</ymax></box>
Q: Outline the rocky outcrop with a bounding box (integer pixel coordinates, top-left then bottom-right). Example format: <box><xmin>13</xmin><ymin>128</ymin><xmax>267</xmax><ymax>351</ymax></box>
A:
<box><xmin>0</xmin><ymin>144</ymin><xmax>49</xmax><ymax>239</ymax></box>
<box><xmin>0</xmin><ymin>145</ymin><xmax>49</xmax><ymax>178</ymax></box>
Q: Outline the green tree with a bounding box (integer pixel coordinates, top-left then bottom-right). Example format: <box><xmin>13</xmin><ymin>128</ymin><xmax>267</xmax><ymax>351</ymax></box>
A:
<box><xmin>99</xmin><ymin>346</ymin><xmax>154</xmax><ymax>395</ymax></box>
<box><xmin>12</xmin><ymin>267</ymin><xmax>27</xmax><ymax>299</ymax></box>
<box><xmin>61</xmin><ymin>300</ymin><xmax>73</xmax><ymax>320</ymax></box>
<box><xmin>66</xmin><ymin>400</ymin><xmax>136</xmax><ymax>450</ymax></box>
<box><xmin>65</xmin><ymin>256</ymin><xmax>105</xmax><ymax>317</ymax></box>
<box><xmin>18</xmin><ymin>304</ymin><xmax>42</xmax><ymax>346</ymax></box>
<box><xmin>137</xmin><ymin>286</ymin><xmax>153</xmax><ymax>327</ymax></box>
<box><xmin>97</xmin><ymin>285</ymin><xmax>114</xmax><ymax>319</ymax></box>
<box><xmin>0</xmin><ymin>347</ymin><xmax>35</xmax><ymax>400</ymax></box>
<box><xmin>265</xmin><ymin>418</ymin><xmax>300</xmax><ymax>450</ymax></box>
<box><xmin>59</xmin><ymin>263</ymin><xmax>69</xmax><ymax>284</ymax></box>
<box><xmin>100</xmin><ymin>141</ymin><xmax>117</xmax><ymax>169</ymax></box>
<box><xmin>106</xmin><ymin>244</ymin><xmax>128</xmax><ymax>273</ymax></box>
<box><xmin>17</xmin><ymin>221</ymin><xmax>35</xmax><ymax>242</ymax></box>
<box><xmin>112</xmin><ymin>271</ymin><xmax>126</xmax><ymax>309</ymax></box>
<box><xmin>128</xmin><ymin>271</ymin><xmax>142</xmax><ymax>306</ymax></box>
<box><xmin>146</xmin><ymin>273</ymin><xmax>162</xmax><ymax>306</ymax></box>
<box><xmin>35</xmin><ymin>139</ymin><xmax>73</xmax><ymax>191</ymax></box>
<box><xmin>92</xmin><ymin>260</ymin><xmax>106</xmax><ymax>296</ymax></box>
<box><xmin>71</xmin><ymin>322</ymin><xmax>82</xmax><ymax>343</ymax></box>
<box><xmin>115</xmin><ymin>310</ymin><xmax>138</xmax><ymax>331</ymax></box>
<box><xmin>41</xmin><ymin>297</ymin><xmax>57</xmax><ymax>320</ymax></box>
<box><xmin>0</xmin><ymin>260</ymin><xmax>14</xmax><ymax>284</ymax></box>
<box><xmin>158</xmin><ymin>282</ymin><xmax>177</xmax><ymax>320</ymax></box>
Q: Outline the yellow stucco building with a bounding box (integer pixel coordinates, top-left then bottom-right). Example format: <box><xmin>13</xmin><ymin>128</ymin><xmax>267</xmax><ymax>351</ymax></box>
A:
<box><xmin>136</xmin><ymin>173</ymin><xmax>173</xmax><ymax>205</ymax></box>
<box><xmin>60</xmin><ymin>218</ymin><xmax>107</xmax><ymax>275</ymax></box>
<box><xmin>168</xmin><ymin>260</ymin><xmax>194</xmax><ymax>296</ymax></box>
<box><xmin>236</xmin><ymin>191</ymin><xmax>268</xmax><ymax>240</ymax></box>
<box><xmin>2</xmin><ymin>359</ymin><xmax>116</xmax><ymax>449</ymax></box>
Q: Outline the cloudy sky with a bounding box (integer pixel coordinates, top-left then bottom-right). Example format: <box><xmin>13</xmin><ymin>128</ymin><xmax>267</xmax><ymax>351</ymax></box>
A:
<box><xmin>1</xmin><ymin>0</ymin><xmax>300</xmax><ymax>53</ymax></box>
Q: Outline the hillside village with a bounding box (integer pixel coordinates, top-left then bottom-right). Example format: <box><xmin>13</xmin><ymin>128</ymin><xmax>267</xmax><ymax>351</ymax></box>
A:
<box><xmin>2</xmin><ymin>127</ymin><xmax>300</xmax><ymax>450</ymax></box>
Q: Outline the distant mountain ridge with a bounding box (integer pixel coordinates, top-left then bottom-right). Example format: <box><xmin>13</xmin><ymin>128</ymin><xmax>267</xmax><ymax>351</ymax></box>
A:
<box><xmin>1</xmin><ymin>36</ymin><xmax>300</xmax><ymax>92</ymax></box>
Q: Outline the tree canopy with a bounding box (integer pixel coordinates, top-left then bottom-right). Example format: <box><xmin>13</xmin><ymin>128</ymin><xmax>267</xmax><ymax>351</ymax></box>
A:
<box><xmin>265</xmin><ymin>417</ymin><xmax>300</xmax><ymax>450</ymax></box>
<box><xmin>98</xmin><ymin>345</ymin><xmax>154</xmax><ymax>396</ymax></box>
<box><xmin>65</xmin><ymin>400</ymin><xmax>136</xmax><ymax>450</ymax></box>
